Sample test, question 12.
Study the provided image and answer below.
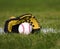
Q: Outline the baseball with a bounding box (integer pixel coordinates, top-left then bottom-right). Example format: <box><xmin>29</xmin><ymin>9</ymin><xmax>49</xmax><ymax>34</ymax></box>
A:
<box><xmin>18</xmin><ymin>22</ymin><xmax>32</xmax><ymax>35</ymax></box>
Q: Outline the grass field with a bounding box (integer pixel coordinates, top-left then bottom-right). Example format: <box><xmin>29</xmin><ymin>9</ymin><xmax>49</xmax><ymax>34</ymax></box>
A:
<box><xmin>0</xmin><ymin>0</ymin><xmax>60</xmax><ymax>49</ymax></box>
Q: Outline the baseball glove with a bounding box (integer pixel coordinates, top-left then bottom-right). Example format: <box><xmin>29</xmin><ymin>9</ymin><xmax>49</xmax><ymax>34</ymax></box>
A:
<box><xmin>4</xmin><ymin>13</ymin><xmax>41</xmax><ymax>33</ymax></box>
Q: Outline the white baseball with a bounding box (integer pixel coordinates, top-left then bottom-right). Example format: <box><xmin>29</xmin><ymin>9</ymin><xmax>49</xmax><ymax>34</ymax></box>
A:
<box><xmin>18</xmin><ymin>22</ymin><xmax>32</xmax><ymax>35</ymax></box>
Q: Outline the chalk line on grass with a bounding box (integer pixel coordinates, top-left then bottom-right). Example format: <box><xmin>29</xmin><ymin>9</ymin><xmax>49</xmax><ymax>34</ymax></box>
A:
<box><xmin>41</xmin><ymin>28</ymin><xmax>60</xmax><ymax>34</ymax></box>
<box><xmin>0</xmin><ymin>27</ymin><xmax>60</xmax><ymax>34</ymax></box>
<box><xmin>0</xmin><ymin>27</ymin><xmax>4</xmax><ymax>34</ymax></box>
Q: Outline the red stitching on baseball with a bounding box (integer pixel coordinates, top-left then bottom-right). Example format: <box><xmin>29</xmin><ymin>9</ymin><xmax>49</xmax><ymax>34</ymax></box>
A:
<box><xmin>21</xmin><ymin>24</ymin><xmax>24</xmax><ymax>33</ymax></box>
<box><xmin>29</xmin><ymin>24</ymin><xmax>30</xmax><ymax>33</ymax></box>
